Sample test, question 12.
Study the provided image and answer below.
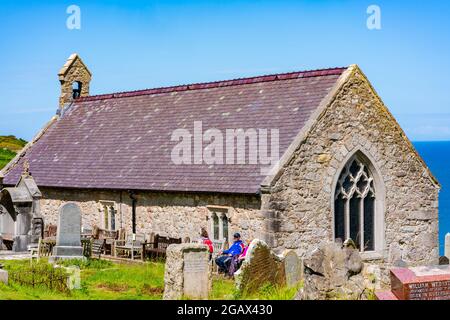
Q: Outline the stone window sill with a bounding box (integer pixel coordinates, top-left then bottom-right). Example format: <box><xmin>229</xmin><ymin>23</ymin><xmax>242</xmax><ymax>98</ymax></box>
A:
<box><xmin>360</xmin><ymin>251</ymin><xmax>384</xmax><ymax>261</ymax></box>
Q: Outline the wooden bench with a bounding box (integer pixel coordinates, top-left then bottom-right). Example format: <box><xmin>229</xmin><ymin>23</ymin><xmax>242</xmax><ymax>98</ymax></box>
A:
<box><xmin>190</xmin><ymin>238</ymin><xmax>227</xmax><ymax>273</ymax></box>
<box><xmin>30</xmin><ymin>238</ymin><xmax>55</xmax><ymax>260</ymax></box>
<box><xmin>90</xmin><ymin>239</ymin><xmax>105</xmax><ymax>259</ymax></box>
<box><xmin>93</xmin><ymin>226</ymin><xmax>122</xmax><ymax>255</ymax></box>
<box><xmin>141</xmin><ymin>234</ymin><xmax>182</xmax><ymax>260</ymax></box>
<box><xmin>114</xmin><ymin>233</ymin><xmax>145</xmax><ymax>260</ymax></box>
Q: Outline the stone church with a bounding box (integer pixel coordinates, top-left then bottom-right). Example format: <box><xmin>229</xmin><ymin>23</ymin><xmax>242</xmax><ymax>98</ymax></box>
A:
<box><xmin>0</xmin><ymin>54</ymin><xmax>440</xmax><ymax>274</ymax></box>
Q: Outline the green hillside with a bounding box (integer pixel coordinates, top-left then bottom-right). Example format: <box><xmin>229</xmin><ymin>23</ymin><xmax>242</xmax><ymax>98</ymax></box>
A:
<box><xmin>0</xmin><ymin>135</ymin><xmax>27</xmax><ymax>169</ymax></box>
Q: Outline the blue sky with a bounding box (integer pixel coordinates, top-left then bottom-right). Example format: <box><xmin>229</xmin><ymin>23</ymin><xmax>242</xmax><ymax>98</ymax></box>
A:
<box><xmin>1</xmin><ymin>0</ymin><xmax>450</xmax><ymax>141</ymax></box>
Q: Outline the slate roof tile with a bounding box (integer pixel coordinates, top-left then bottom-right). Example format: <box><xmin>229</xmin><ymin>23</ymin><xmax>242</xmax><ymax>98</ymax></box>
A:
<box><xmin>3</xmin><ymin>67</ymin><xmax>346</xmax><ymax>194</ymax></box>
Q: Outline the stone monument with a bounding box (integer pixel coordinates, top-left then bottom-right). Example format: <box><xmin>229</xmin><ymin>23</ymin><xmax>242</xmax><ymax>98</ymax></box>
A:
<box><xmin>234</xmin><ymin>239</ymin><xmax>286</xmax><ymax>295</ymax></box>
<box><xmin>0</xmin><ymin>269</ymin><xmax>8</xmax><ymax>285</ymax></box>
<box><xmin>163</xmin><ymin>243</ymin><xmax>210</xmax><ymax>300</ymax></box>
<box><xmin>0</xmin><ymin>166</ymin><xmax>43</xmax><ymax>252</ymax></box>
<box><xmin>376</xmin><ymin>265</ymin><xmax>450</xmax><ymax>300</ymax></box>
<box><xmin>282</xmin><ymin>250</ymin><xmax>302</xmax><ymax>288</ymax></box>
<box><xmin>296</xmin><ymin>241</ymin><xmax>376</xmax><ymax>300</ymax></box>
<box><xmin>50</xmin><ymin>203</ymin><xmax>84</xmax><ymax>261</ymax></box>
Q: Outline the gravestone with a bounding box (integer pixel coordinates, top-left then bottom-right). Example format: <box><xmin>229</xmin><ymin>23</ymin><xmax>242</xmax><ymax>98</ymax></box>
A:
<box><xmin>0</xmin><ymin>269</ymin><xmax>8</xmax><ymax>285</ymax></box>
<box><xmin>296</xmin><ymin>241</ymin><xmax>370</xmax><ymax>300</ymax></box>
<box><xmin>184</xmin><ymin>250</ymin><xmax>209</xmax><ymax>298</ymax></box>
<box><xmin>50</xmin><ymin>203</ymin><xmax>84</xmax><ymax>261</ymax></box>
<box><xmin>376</xmin><ymin>265</ymin><xmax>450</xmax><ymax>300</ymax></box>
<box><xmin>163</xmin><ymin>243</ymin><xmax>210</xmax><ymax>300</ymax></box>
<box><xmin>234</xmin><ymin>239</ymin><xmax>286</xmax><ymax>295</ymax></box>
<box><xmin>282</xmin><ymin>250</ymin><xmax>302</xmax><ymax>288</ymax></box>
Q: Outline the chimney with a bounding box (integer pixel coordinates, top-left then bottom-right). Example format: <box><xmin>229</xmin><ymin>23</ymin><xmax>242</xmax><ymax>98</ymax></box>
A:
<box><xmin>58</xmin><ymin>53</ymin><xmax>92</xmax><ymax>108</ymax></box>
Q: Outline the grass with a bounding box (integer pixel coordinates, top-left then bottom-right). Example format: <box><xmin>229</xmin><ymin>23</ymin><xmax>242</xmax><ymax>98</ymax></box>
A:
<box><xmin>210</xmin><ymin>276</ymin><xmax>302</xmax><ymax>300</ymax></box>
<box><xmin>0</xmin><ymin>258</ymin><xmax>301</xmax><ymax>300</ymax></box>
<box><xmin>0</xmin><ymin>148</ymin><xmax>16</xmax><ymax>169</ymax></box>
<box><xmin>0</xmin><ymin>135</ymin><xmax>27</xmax><ymax>169</ymax></box>
<box><xmin>0</xmin><ymin>258</ymin><xmax>165</xmax><ymax>300</ymax></box>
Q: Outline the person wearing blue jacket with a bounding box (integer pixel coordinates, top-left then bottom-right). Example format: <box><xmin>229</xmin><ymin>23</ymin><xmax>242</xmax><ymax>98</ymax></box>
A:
<box><xmin>215</xmin><ymin>233</ymin><xmax>245</xmax><ymax>274</ymax></box>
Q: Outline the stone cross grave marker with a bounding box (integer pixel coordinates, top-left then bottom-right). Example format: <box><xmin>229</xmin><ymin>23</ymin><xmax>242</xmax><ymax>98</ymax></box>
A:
<box><xmin>51</xmin><ymin>203</ymin><xmax>84</xmax><ymax>261</ymax></box>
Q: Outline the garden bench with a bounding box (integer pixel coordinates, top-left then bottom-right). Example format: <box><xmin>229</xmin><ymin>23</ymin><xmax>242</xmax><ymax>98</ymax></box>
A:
<box><xmin>90</xmin><ymin>239</ymin><xmax>105</xmax><ymax>259</ymax></box>
<box><xmin>93</xmin><ymin>226</ymin><xmax>123</xmax><ymax>255</ymax></box>
<box><xmin>142</xmin><ymin>234</ymin><xmax>182</xmax><ymax>260</ymax></box>
<box><xmin>114</xmin><ymin>233</ymin><xmax>145</xmax><ymax>260</ymax></box>
<box><xmin>29</xmin><ymin>238</ymin><xmax>55</xmax><ymax>260</ymax></box>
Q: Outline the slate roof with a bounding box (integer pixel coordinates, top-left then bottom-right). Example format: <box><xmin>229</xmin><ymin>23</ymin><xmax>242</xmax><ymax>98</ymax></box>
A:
<box><xmin>3</xmin><ymin>67</ymin><xmax>346</xmax><ymax>194</ymax></box>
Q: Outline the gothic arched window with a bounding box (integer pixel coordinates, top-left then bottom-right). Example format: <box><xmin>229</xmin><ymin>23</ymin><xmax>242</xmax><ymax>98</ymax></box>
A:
<box><xmin>334</xmin><ymin>154</ymin><xmax>376</xmax><ymax>252</ymax></box>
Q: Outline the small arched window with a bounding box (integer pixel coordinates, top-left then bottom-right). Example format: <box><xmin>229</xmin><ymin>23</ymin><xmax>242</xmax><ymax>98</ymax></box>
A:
<box><xmin>334</xmin><ymin>154</ymin><xmax>376</xmax><ymax>252</ymax></box>
<box><xmin>208</xmin><ymin>208</ymin><xmax>230</xmax><ymax>242</ymax></box>
<box><xmin>72</xmin><ymin>81</ymin><xmax>82</xmax><ymax>99</ymax></box>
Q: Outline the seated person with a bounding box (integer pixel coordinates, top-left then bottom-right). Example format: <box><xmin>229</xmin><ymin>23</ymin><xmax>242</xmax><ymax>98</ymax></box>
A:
<box><xmin>199</xmin><ymin>227</ymin><xmax>213</xmax><ymax>260</ymax></box>
<box><xmin>237</xmin><ymin>239</ymin><xmax>251</xmax><ymax>266</ymax></box>
<box><xmin>228</xmin><ymin>239</ymin><xmax>252</xmax><ymax>276</ymax></box>
<box><xmin>215</xmin><ymin>233</ymin><xmax>244</xmax><ymax>274</ymax></box>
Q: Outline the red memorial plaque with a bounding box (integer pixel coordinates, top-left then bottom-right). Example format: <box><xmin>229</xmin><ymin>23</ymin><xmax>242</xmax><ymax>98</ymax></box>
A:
<box><xmin>388</xmin><ymin>265</ymin><xmax>450</xmax><ymax>300</ymax></box>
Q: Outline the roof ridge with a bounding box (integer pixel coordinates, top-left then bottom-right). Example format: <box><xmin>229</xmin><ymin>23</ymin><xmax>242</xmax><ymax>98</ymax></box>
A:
<box><xmin>76</xmin><ymin>66</ymin><xmax>347</xmax><ymax>102</ymax></box>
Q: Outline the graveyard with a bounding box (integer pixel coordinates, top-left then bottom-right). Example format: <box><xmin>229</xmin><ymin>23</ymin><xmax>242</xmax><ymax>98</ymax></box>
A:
<box><xmin>0</xmin><ymin>169</ymin><xmax>304</xmax><ymax>300</ymax></box>
<box><xmin>0</xmin><ymin>167</ymin><xmax>449</xmax><ymax>300</ymax></box>
<box><xmin>0</xmin><ymin>258</ymin><xmax>300</xmax><ymax>300</ymax></box>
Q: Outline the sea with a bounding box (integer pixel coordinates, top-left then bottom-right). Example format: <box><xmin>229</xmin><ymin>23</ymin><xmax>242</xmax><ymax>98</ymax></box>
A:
<box><xmin>414</xmin><ymin>141</ymin><xmax>450</xmax><ymax>255</ymax></box>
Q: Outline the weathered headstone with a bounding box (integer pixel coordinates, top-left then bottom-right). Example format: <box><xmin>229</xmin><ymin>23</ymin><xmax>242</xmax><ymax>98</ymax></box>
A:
<box><xmin>282</xmin><ymin>250</ymin><xmax>302</xmax><ymax>288</ymax></box>
<box><xmin>445</xmin><ymin>233</ymin><xmax>450</xmax><ymax>260</ymax></box>
<box><xmin>50</xmin><ymin>203</ymin><xmax>84</xmax><ymax>261</ymax></box>
<box><xmin>376</xmin><ymin>265</ymin><xmax>450</xmax><ymax>300</ymax></box>
<box><xmin>0</xmin><ymin>269</ymin><xmax>8</xmax><ymax>285</ymax></box>
<box><xmin>234</xmin><ymin>239</ymin><xmax>285</xmax><ymax>295</ymax></box>
<box><xmin>163</xmin><ymin>243</ymin><xmax>210</xmax><ymax>300</ymax></box>
<box><xmin>297</xmin><ymin>241</ymin><xmax>370</xmax><ymax>300</ymax></box>
<box><xmin>388</xmin><ymin>243</ymin><xmax>403</xmax><ymax>265</ymax></box>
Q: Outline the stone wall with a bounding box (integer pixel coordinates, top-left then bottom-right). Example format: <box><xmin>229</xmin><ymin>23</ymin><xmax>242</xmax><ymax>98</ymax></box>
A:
<box><xmin>39</xmin><ymin>187</ymin><xmax>262</xmax><ymax>242</ymax></box>
<box><xmin>264</xmin><ymin>66</ymin><xmax>440</xmax><ymax>283</ymax></box>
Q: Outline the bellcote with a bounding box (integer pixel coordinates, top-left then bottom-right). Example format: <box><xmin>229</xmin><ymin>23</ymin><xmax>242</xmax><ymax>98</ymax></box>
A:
<box><xmin>58</xmin><ymin>53</ymin><xmax>92</xmax><ymax>108</ymax></box>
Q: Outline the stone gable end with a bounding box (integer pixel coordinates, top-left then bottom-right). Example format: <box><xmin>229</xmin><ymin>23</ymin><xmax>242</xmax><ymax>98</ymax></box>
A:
<box><xmin>265</xmin><ymin>67</ymin><xmax>439</xmax><ymax>275</ymax></box>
